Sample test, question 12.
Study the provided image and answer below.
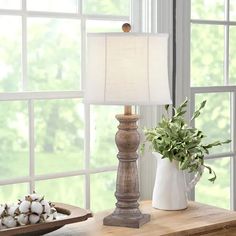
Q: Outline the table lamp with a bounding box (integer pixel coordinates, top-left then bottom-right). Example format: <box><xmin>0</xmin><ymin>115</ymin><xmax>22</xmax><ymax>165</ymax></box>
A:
<box><xmin>85</xmin><ymin>23</ymin><xmax>172</xmax><ymax>228</ymax></box>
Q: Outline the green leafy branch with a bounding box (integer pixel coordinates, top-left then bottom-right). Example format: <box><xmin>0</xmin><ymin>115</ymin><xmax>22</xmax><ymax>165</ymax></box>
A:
<box><xmin>142</xmin><ymin>99</ymin><xmax>231</xmax><ymax>183</ymax></box>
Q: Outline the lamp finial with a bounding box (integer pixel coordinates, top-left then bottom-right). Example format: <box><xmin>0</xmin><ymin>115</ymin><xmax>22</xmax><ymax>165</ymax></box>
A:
<box><xmin>122</xmin><ymin>23</ymin><xmax>131</xmax><ymax>32</ymax></box>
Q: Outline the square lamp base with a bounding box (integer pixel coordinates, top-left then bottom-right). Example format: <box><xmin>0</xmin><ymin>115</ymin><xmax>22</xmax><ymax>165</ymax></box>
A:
<box><xmin>103</xmin><ymin>213</ymin><xmax>150</xmax><ymax>228</ymax></box>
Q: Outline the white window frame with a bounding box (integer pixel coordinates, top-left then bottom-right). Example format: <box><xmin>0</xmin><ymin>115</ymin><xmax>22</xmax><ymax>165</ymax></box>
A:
<box><xmin>176</xmin><ymin>0</ymin><xmax>236</xmax><ymax>210</ymax></box>
<box><xmin>0</xmin><ymin>0</ymin><xmax>143</xmax><ymax>210</ymax></box>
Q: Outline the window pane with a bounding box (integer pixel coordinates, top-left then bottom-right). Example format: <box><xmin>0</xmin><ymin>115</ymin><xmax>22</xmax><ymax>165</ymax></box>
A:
<box><xmin>0</xmin><ymin>0</ymin><xmax>21</xmax><ymax>9</ymax></box>
<box><xmin>191</xmin><ymin>0</ymin><xmax>225</xmax><ymax>20</ymax></box>
<box><xmin>0</xmin><ymin>101</ymin><xmax>29</xmax><ymax>180</ymax></box>
<box><xmin>83</xmin><ymin>0</ymin><xmax>130</xmax><ymax>16</ymax></box>
<box><xmin>195</xmin><ymin>157</ymin><xmax>230</xmax><ymax>209</ymax></box>
<box><xmin>27</xmin><ymin>0</ymin><xmax>78</xmax><ymax>13</ymax></box>
<box><xmin>0</xmin><ymin>183</ymin><xmax>28</xmax><ymax>204</ymax></box>
<box><xmin>191</xmin><ymin>25</ymin><xmax>224</xmax><ymax>86</ymax></box>
<box><xmin>91</xmin><ymin>171</ymin><xmax>116</xmax><ymax>212</ymax></box>
<box><xmin>87</xmin><ymin>20</ymin><xmax>126</xmax><ymax>33</ymax></box>
<box><xmin>28</xmin><ymin>18</ymin><xmax>81</xmax><ymax>91</ymax></box>
<box><xmin>36</xmin><ymin>176</ymin><xmax>84</xmax><ymax>207</ymax></box>
<box><xmin>229</xmin><ymin>27</ymin><xmax>236</xmax><ymax>84</ymax></box>
<box><xmin>35</xmin><ymin>99</ymin><xmax>84</xmax><ymax>175</ymax></box>
<box><xmin>90</xmin><ymin>106</ymin><xmax>123</xmax><ymax>168</ymax></box>
<box><xmin>195</xmin><ymin>93</ymin><xmax>230</xmax><ymax>154</ymax></box>
<box><xmin>230</xmin><ymin>1</ymin><xmax>236</xmax><ymax>20</ymax></box>
<box><xmin>0</xmin><ymin>16</ymin><xmax>21</xmax><ymax>91</ymax></box>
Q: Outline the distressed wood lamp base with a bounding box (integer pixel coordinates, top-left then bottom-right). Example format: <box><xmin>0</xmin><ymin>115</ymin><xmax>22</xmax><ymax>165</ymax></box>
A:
<box><xmin>103</xmin><ymin>213</ymin><xmax>150</xmax><ymax>228</ymax></box>
<box><xmin>103</xmin><ymin>106</ymin><xmax>150</xmax><ymax>228</ymax></box>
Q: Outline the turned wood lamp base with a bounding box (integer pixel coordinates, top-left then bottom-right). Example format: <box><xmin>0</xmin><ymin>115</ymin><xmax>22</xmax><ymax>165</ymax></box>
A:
<box><xmin>104</xmin><ymin>213</ymin><xmax>150</xmax><ymax>228</ymax></box>
<box><xmin>103</xmin><ymin>105</ymin><xmax>150</xmax><ymax>228</ymax></box>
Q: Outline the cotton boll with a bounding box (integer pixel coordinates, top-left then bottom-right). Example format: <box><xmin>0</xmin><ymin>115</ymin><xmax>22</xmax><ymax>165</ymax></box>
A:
<box><xmin>17</xmin><ymin>214</ymin><xmax>29</xmax><ymax>226</ymax></box>
<box><xmin>50</xmin><ymin>207</ymin><xmax>57</xmax><ymax>220</ymax></box>
<box><xmin>0</xmin><ymin>204</ymin><xmax>6</xmax><ymax>217</ymax></box>
<box><xmin>19</xmin><ymin>200</ymin><xmax>31</xmax><ymax>213</ymax></box>
<box><xmin>0</xmin><ymin>192</ymin><xmax>58</xmax><ymax>226</ymax></box>
<box><xmin>18</xmin><ymin>197</ymin><xmax>24</xmax><ymax>202</ymax></box>
<box><xmin>50</xmin><ymin>207</ymin><xmax>57</xmax><ymax>214</ymax></box>
<box><xmin>2</xmin><ymin>216</ymin><xmax>17</xmax><ymax>228</ymax></box>
<box><xmin>29</xmin><ymin>214</ymin><xmax>40</xmax><ymax>224</ymax></box>
<box><xmin>7</xmin><ymin>204</ymin><xmax>19</xmax><ymax>216</ymax></box>
<box><xmin>45</xmin><ymin>214</ymin><xmax>53</xmax><ymax>222</ymax></box>
<box><xmin>40</xmin><ymin>213</ymin><xmax>48</xmax><ymax>222</ymax></box>
<box><xmin>41</xmin><ymin>200</ymin><xmax>50</xmax><ymax>215</ymax></box>
<box><xmin>29</xmin><ymin>193</ymin><xmax>40</xmax><ymax>201</ymax></box>
<box><xmin>0</xmin><ymin>220</ymin><xmax>7</xmax><ymax>230</ymax></box>
<box><xmin>52</xmin><ymin>211</ymin><xmax>57</xmax><ymax>220</ymax></box>
<box><xmin>31</xmin><ymin>202</ymin><xmax>43</xmax><ymax>215</ymax></box>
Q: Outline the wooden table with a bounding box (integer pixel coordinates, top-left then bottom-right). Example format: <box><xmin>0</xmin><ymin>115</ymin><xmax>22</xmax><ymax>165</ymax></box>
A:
<box><xmin>46</xmin><ymin>201</ymin><xmax>236</xmax><ymax>236</ymax></box>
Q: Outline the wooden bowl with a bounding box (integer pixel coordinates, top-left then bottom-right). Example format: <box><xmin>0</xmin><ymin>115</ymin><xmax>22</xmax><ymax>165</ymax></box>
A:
<box><xmin>0</xmin><ymin>202</ymin><xmax>92</xmax><ymax>236</ymax></box>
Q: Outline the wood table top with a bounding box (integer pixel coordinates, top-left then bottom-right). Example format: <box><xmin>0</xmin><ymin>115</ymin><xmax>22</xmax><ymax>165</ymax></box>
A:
<box><xmin>46</xmin><ymin>201</ymin><xmax>236</xmax><ymax>236</ymax></box>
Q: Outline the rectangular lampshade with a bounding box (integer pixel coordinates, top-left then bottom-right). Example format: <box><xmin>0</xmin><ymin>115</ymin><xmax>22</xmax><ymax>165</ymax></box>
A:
<box><xmin>85</xmin><ymin>33</ymin><xmax>172</xmax><ymax>105</ymax></box>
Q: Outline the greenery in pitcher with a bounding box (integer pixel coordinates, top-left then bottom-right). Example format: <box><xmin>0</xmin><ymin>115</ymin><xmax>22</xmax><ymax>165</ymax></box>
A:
<box><xmin>142</xmin><ymin>99</ymin><xmax>231</xmax><ymax>183</ymax></box>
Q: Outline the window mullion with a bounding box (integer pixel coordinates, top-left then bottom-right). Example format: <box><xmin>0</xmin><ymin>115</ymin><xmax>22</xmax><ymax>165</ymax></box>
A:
<box><xmin>84</xmin><ymin>104</ymin><xmax>91</xmax><ymax>209</ymax></box>
<box><xmin>80</xmin><ymin>1</ymin><xmax>90</xmax><ymax>210</ymax></box>
<box><xmin>0</xmin><ymin>177</ymin><xmax>31</xmax><ymax>186</ymax></box>
<box><xmin>0</xmin><ymin>165</ymin><xmax>117</xmax><ymax>185</ymax></box>
<box><xmin>131</xmin><ymin>0</ymin><xmax>142</xmax><ymax>32</ymax></box>
<box><xmin>230</xmin><ymin>92</ymin><xmax>236</xmax><ymax>210</ymax></box>
<box><xmin>0</xmin><ymin>91</ymin><xmax>83</xmax><ymax>101</ymax></box>
<box><xmin>188</xmin><ymin>91</ymin><xmax>196</xmax><ymax>201</ymax></box>
<box><xmin>224</xmin><ymin>0</ymin><xmax>230</xmax><ymax>85</ymax></box>
<box><xmin>151</xmin><ymin>0</ymin><xmax>157</xmax><ymax>33</ymax></box>
<box><xmin>22</xmin><ymin>0</ymin><xmax>27</xmax><ymax>91</ymax></box>
<box><xmin>205</xmin><ymin>152</ymin><xmax>235</xmax><ymax>159</ymax></box>
<box><xmin>81</xmin><ymin>16</ymin><xmax>86</xmax><ymax>91</ymax></box>
<box><xmin>78</xmin><ymin>0</ymin><xmax>82</xmax><ymax>15</ymax></box>
<box><xmin>29</xmin><ymin>100</ymin><xmax>35</xmax><ymax>194</ymax></box>
<box><xmin>224</xmin><ymin>25</ymin><xmax>229</xmax><ymax>85</ymax></box>
<box><xmin>191</xmin><ymin>19</ymin><xmax>236</xmax><ymax>26</ymax></box>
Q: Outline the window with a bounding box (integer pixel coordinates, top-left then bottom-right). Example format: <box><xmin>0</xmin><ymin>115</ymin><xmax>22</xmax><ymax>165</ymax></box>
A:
<box><xmin>190</xmin><ymin>0</ymin><xmax>235</xmax><ymax>209</ymax></box>
<box><xmin>0</xmin><ymin>0</ymin><xmax>137</xmax><ymax>212</ymax></box>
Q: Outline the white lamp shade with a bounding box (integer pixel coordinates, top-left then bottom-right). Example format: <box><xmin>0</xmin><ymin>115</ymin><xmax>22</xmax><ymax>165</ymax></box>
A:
<box><xmin>85</xmin><ymin>33</ymin><xmax>172</xmax><ymax>105</ymax></box>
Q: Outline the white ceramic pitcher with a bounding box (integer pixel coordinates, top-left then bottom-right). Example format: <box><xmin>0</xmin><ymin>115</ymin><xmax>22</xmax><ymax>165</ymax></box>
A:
<box><xmin>152</xmin><ymin>152</ymin><xmax>203</xmax><ymax>210</ymax></box>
